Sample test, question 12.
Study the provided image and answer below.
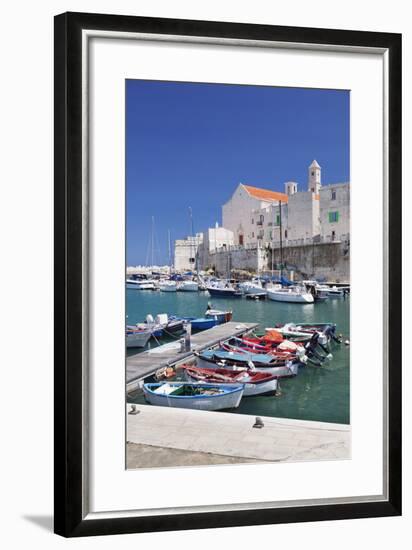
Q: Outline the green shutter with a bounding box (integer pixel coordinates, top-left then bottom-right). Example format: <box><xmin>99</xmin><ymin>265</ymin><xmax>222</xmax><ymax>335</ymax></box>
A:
<box><xmin>329</xmin><ymin>211</ymin><xmax>339</xmax><ymax>223</ymax></box>
<box><xmin>276</xmin><ymin>214</ymin><xmax>280</xmax><ymax>225</ymax></box>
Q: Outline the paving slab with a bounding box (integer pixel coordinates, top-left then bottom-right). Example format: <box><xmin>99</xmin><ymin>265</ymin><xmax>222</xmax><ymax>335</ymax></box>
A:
<box><xmin>127</xmin><ymin>403</ymin><xmax>351</xmax><ymax>466</ymax></box>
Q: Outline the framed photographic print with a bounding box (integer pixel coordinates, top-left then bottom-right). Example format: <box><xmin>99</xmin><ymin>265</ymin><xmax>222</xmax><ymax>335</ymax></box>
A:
<box><xmin>54</xmin><ymin>12</ymin><xmax>402</xmax><ymax>537</ymax></box>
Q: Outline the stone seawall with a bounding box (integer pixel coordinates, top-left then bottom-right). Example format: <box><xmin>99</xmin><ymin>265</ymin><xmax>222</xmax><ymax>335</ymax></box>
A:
<box><xmin>200</xmin><ymin>241</ymin><xmax>350</xmax><ymax>282</ymax></box>
<box><xmin>267</xmin><ymin>241</ymin><xmax>350</xmax><ymax>282</ymax></box>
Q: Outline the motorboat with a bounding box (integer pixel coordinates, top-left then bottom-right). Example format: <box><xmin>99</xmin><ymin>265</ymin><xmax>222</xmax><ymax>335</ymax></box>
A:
<box><xmin>204</xmin><ymin>308</ymin><xmax>233</xmax><ymax>323</ymax></box>
<box><xmin>207</xmin><ymin>280</ymin><xmax>242</xmax><ymax>297</ymax></box>
<box><xmin>239</xmin><ymin>278</ymin><xmax>267</xmax><ymax>296</ymax></box>
<box><xmin>267</xmin><ymin>285</ymin><xmax>314</xmax><ymax>303</ymax></box>
<box><xmin>142</xmin><ymin>382</ymin><xmax>244</xmax><ymax>410</ymax></box>
<box><xmin>126</xmin><ymin>278</ymin><xmax>156</xmax><ymax>290</ymax></box>
<box><xmin>126</xmin><ymin>327</ymin><xmax>152</xmax><ymax>348</ymax></box>
<box><xmin>184</xmin><ymin>308</ymin><xmax>232</xmax><ymax>331</ymax></box>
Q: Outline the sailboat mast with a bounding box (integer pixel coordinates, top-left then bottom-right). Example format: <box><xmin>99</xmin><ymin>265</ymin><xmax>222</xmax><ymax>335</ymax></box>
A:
<box><xmin>279</xmin><ymin>200</ymin><xmax>283</xmax><ymax>278</ymax></box>
<box><xmin>271</xmin><ymin>202</ymin><xmax>275</xmax><ymax>278</ymax></box>
<box><xmin>168</xmin><ymin>229</ymin><xmax>172</xmax><ymax>275</ymax></box>
<box><xmin>151</xmin><ymin>216</ymin><xmax>155</xmax><ymax>268</ymax></box>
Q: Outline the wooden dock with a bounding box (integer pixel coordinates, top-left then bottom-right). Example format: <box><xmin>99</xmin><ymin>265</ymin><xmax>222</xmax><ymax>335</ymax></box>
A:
<box><xmin>126</xmin><ymin>321</ymin><xmax>258</xmax><ymax>391</ymax></box>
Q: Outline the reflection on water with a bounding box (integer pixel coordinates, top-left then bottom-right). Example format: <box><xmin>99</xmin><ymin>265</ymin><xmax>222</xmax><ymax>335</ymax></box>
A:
<box><xmin>126</xmin><ymin>289</ymin><xmax>350</xmax><ymax>424</ymax></box>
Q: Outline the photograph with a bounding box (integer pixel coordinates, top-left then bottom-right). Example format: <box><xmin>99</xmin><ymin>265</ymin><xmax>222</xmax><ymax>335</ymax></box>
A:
<box><xmin>125</xmin><ymin>80</ymin><xmax>351</xmax><ymax>469</ymax></box>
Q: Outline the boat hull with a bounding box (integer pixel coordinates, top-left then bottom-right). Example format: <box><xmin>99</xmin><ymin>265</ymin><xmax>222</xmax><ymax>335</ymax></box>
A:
<box><xmin>196</xmin><ymin>356</ymin><xmax>298</xmax><ymax>378</ymax></box>
<box><xmin>143</xmin><ymin>383</ymin><xmax>244</xmax><ymax>410</ymax></box>
<box><xmin>159</xmin><ymin>282</ymin><xmax>177</xmax><ymax>292</ymax></box>
<box><xmin>207</xmin><ymin>287</ymin><xmax>242</xmax><ymax>297</ymax></box>
<box><xmin>178</xmin><ymin>282</ymin><xmax>199</xmax><ymax>292</ymax></box>
<box><xmin>126</xmin><ymin>330</ymin><xmax>151</xmax><ymax>348</ymax></box>
<box><xmin>267</xmin><ymin>289</ymin><xmax>314</xmax><ymax>303</ymax></box>
<box><xmin>183</xmin><ymin>370</ymin><xmax>278</xmax><ymax>396</ymax></box>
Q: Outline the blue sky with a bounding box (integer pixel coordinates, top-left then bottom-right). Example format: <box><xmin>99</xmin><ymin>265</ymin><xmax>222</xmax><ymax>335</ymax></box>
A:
<box><xmin>126</xmin><ymin>80</ymin><xmax>349</xmax><ymax>265</ymax></box>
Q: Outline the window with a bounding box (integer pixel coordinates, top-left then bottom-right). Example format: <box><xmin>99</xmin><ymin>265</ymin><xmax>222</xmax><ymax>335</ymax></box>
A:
<box><xmin>285</xmin><ymin>229</ymin><xmax>288</xmax><ymax>239</ymax></box>
<box><xmin>331</xmin><ymin>231</ymin><xmax>336</xmax><ymax>241</ymax></box>
<box><xmin>189</xmin><ymin>257</ymin><xmax>195</xmax><ymax>263</ymax></box>
<box><xmin>276</xmin><ymin>214</ymin><xmax>280</xmax><ymax>226</ymax></box>
<box><xmin>238</xmin><ymin>235</ymin><xmax>244</xmax><ymax>246</ymax></box>
<box><xmin>331</xmin><ymin>190</ymin><xmax>336</xmax><ymax>200</ymax></box>
<box><xmin>311</xmin><ymin>171</ymin><xmax>315</xmax><ymax>176</ymax></box>
<box><xmin>328</xmin><ymin>211</ymin><xmax>339</xmax><ymax>223</ymax></box>
<box><xmin>260</xmin><ymin>214</ymin><xmax>264</xmax><ymax>223</ymax></box>
<box><xmin>252</xmin><ymin>232</ymin><xmax>254</xmax><ymax>238</ymax></box>
<box><xmin>251</xmin><ymin>218</ymin><xmax>254</xmax><ymax>224</ymax></box>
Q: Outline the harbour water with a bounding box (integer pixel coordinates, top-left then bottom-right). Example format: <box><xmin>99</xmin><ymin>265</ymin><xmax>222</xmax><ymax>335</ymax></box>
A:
<box><xmin>127</xmin><ymin>289</ymin><xmax>350</xmax><ymax>425</ymax></box>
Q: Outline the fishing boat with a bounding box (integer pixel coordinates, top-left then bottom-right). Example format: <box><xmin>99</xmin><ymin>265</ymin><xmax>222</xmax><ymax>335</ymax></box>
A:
<box><xmin>224</xmin><ymin>336</ymin><xmax>306</xmax><ymax>356</ymax></box>
<box><xmin>142</xmin><ymin>382</ymin><xmax>244</xmax><ymax>410</ymax></box>
<box><xmin>182</xmin><ymin>365</ymin><xmax>278</xmax><ymax>396</ymax></box>
<box><xmin>267</xmin><ymin>285</ymin><xmax>314</xmax><ymax>303</ymax></box>
<box><xmin>133</xmin><ymin>313</ymin><xmax>185</xmax><ymax>339</ymax></box>
<box><xmin>184</xmin><ymin>308</ymin><xmax>232</xmax><ymax>331</ymax></box>
<box><xmin>126</xmin><ymin>327</ymin><xmax>152</xmax><ymax>348</ymax></box>
<box><xmin>204</xmin><ymin>307</ymin><xmax>233</xmax><ymax>323</ymax></box>
<box><xmin>186</xmin><ymin>317</ymin><xmax>218</xmax><ymax>331</ymax></box>
<box><xmin>220</xmin><ymin>340</ymin><xmax>307</xmax><ymax>363</ymax></box>
<box><xmin>196</xmin><ymin>349</ymin><xmax>300</xmax><ymax>377</ymax></box>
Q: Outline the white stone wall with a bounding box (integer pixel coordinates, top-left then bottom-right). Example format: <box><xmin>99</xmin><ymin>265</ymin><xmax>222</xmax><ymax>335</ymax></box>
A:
<box><xmin>204</xmin><ymin>226</ymin><xmax>234</xmax><ymax>252</ymax></box>
<box><xmin>222</xmin><ymin>184</ymin><xmax>269</xmax><ymax>246</ymax></box>
<box><xmin>174</xmin><ymin>233</ymin><xmax>203</xmax><ymax>271</ymax></box>
<box><xmin>286</xmin><ymin>191</ymin><xmax>319</xmax><ymax>241</ymax></box>
<box><xmin>320</xmin><ymin>183</ymin><xmax>350</xmax><ymax>242</ymax></box>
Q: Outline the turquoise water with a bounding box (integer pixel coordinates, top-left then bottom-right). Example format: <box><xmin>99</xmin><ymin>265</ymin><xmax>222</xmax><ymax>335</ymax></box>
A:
<box><xmin>127</xmin><ymin>289</ymin><xmax>350</xmax><ymax>424</ymax></box>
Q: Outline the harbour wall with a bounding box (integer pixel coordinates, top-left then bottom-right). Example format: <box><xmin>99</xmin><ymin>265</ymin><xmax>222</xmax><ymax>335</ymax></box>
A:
<box><xmin>199</xmin><ymin>241</ymin><xmax>350</xmax><ymax>282</ymax></box>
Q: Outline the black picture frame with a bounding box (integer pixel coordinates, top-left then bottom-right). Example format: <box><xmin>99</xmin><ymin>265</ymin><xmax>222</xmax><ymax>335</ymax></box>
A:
<box><xmin>54</xmin><ymin>11</ymin><xmax>402</xmax><ymax>537</ymax></box>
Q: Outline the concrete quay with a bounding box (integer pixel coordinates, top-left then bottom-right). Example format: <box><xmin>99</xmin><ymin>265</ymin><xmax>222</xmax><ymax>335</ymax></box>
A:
<box><xmin>127</xmin><ymin>404</ymin><xmax>351</xmax><ymax>467</ymax></box>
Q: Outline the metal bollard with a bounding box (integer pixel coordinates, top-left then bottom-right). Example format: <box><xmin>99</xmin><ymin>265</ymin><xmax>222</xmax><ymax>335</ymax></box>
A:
<box><xmin>184</xmin><ymin>321</ymin><xmax>192</xmax><ymax>352</ymax></box>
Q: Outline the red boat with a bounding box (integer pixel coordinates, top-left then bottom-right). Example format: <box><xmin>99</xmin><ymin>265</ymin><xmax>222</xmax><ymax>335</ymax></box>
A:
<box><xmin>181</xmin><ymin>365</ymin><xmax>279</xmax><ymax>397</ymax></box>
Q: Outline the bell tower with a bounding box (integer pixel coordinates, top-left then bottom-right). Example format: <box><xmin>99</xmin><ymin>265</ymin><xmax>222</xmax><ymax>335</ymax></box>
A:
<box><xmin>308</xmin><ymin>160</ymin><xmax>321</xmax><ymax>193</ymax></box>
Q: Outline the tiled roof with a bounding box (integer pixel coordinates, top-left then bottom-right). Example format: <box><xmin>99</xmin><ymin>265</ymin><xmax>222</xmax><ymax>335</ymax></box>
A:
<box><xmin>242</xmin><ymin>184</ymin><xmax>288</xmax><ymax>203</ymax></box>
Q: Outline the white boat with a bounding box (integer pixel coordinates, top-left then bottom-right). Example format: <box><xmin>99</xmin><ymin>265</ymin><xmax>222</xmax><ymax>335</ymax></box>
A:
<box><xmin>159</xmin><ymin>280</ymin><xmax>177</xmax><ymax>292</ymax></box>
<box><xmin>177</xmin><ymin>280</ymin><xmax>199</xmax><ymax>292</ymax></box>
<box><xmin>126</xmin><ymin>327</ymin><xmax>152</xmax><ymax>348</ymax></box>
<box><xmin>143</xmin><ymin>382</ymin><xmax>244</xmax><ymax>410</ymax></box>
<box><xmin>126</xmin><ymin>278</ymin><xmax>156</xmax><ymax>290</ymax></box>
<box><xmin>239</xmin><ymin>279</ymin><xmax>267</xmax><ymax>296</ymax></box>
<box><xmin>320</xmin><ymin>285</ymin><xmax>344</xmax><ymax>297</ymax></box>
<box><xmin>267</xmin><ymin>286</ymin><xmax>314</xmax><ymax>303</ymax></box>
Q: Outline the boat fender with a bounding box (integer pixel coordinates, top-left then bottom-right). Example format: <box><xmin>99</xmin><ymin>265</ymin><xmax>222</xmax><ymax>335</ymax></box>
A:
<box><xmin>247</xmin><ymin>361</ymin><xmax>256</xmax><ymax>371</ymax></box>
<box><xmin>146</xmin><ymin>314</ymin><xmax>154</xmax><ymax>324</ymax></box>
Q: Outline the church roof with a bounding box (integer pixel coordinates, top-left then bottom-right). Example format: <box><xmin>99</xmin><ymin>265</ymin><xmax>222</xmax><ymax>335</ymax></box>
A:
<box><xmin>310</xmin><ymin>159</ymin><xmax>321</xmax><ymax>168</ymax></box>
<box><xmin>242</xmin><ymin>184</ymin><xmax>288</xmax><ymax>203</ymax></box>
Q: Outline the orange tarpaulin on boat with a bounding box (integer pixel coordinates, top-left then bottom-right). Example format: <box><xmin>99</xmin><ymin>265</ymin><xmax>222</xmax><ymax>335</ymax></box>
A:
<box><xmin>264</xmin><ymin>329</ymin><xmax>284</xmax><ymax>343</ymax></box>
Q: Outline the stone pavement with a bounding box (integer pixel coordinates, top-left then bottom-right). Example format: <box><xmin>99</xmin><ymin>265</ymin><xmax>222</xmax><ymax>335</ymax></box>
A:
<box><xmin>127</xmin><ymin>404</ymin><xmax>350</xmax><ymax>465</ymax></box>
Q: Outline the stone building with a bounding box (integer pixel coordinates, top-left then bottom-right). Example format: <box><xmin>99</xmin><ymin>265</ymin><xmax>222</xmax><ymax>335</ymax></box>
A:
<box><xmin>174</xmin><ymin>233</ymin><xmax>203</xmax><ymax>271</ymax></box>
<box><xmin>222</xmin><ymin>160</ymin><xmax>349</xmax><ymax>248</ymax></box>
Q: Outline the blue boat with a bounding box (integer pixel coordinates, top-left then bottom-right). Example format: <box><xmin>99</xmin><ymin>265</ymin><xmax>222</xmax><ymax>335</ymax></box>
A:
<box><xmin>184</xmin><ymin>308</ymin><xmax>232</xmax><ymax>331</ymax></box>
<box><xmin>184</xmin><ymin>317</ymin><xmax>217</xmax><ymax>331</ymax></box>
